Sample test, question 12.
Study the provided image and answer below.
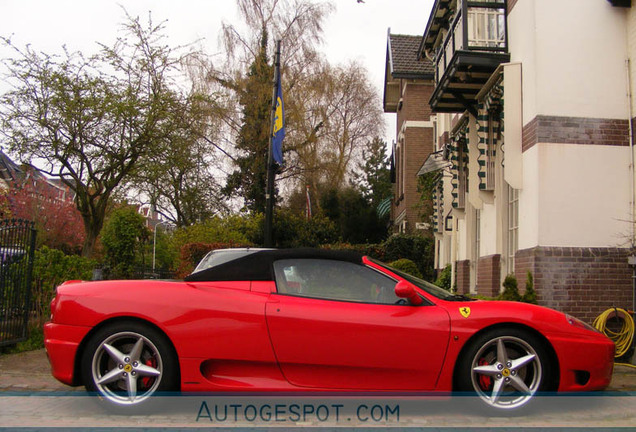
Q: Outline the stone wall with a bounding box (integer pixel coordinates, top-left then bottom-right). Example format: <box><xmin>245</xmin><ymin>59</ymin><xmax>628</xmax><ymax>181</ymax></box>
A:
<box><xmin>515</xmin><ymin>246</ymin><xmax>632</xmax><ymax>323</ymax></box>
<box><xmin>522</xmin><ymin>115</ymin><xmax>629</xmax><ymax>152</ymax></box>
<box><xmin>456</xmin><ymin>260</ymin><xmax>471</xmax><ymax>294</ymax></box>
<box><xmin>477</xmin><ymin>254</ymin><xmax>501</xmax><ymax>297</ymax></box>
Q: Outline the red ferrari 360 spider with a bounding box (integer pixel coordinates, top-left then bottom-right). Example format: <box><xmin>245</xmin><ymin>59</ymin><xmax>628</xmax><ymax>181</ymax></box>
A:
<box><xmin>44</xmin><ymin>248</ymin><xmax>614</xmax><ymax>411</ymax></box>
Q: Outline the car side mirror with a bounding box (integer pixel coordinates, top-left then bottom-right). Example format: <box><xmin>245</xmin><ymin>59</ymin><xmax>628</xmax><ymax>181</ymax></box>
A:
<box><xmin>395</xmin><ymin>280</ymin><xmax>424</xmax><ymax>305</ymax></box>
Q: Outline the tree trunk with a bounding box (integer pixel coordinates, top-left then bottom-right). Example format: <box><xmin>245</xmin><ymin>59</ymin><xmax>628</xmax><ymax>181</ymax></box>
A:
<box><xmin>81</xmin><ymin>214</ymin><xmax>104</xmax><ymax>258</ymax></box>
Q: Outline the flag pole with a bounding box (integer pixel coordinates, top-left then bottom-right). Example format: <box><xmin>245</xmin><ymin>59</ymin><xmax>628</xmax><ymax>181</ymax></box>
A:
<box><xmin>264</xmin><ymin>40</ymin><xmax>281</xmax><ymax>247</ymax></box>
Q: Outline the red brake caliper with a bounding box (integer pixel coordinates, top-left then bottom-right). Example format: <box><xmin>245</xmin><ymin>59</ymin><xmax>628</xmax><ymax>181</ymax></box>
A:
<box><xmin>141</xmin><ymin>357</ymin><xmax>157</xmax><ymax>388</ymax></box>
<box><xmin>478</xmin><ymin>358</ymin><xmax>493</xmax><ymax>390</ymax></box>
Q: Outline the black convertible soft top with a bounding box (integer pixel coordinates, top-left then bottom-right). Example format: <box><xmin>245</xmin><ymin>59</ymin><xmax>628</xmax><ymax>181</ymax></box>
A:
<box><xmin>184</xmin><ymin>248</ymin><xmax>363</xmax><ymax>282</ymax></box>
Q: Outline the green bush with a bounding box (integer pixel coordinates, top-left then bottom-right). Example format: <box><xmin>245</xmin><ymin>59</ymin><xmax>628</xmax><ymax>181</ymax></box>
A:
<box><xmin>33</xmin><ymin>247</ymin><xmax>96</xmax><ymax>291</ymax></box>
<box><xmin>274</xmin><ymin>209</ymin><xmax>339</xmax><ymax>248</ymax></box>
<box><xmin>3</xmin><ymin>325</ymin><xmax>44</xmax><ymax>354</ymax></box>
<box><xmin>27</xmin><ymin>247</ymin><xmax>96</xmax><ymax>349</ymax></box>
<box><xmin>145</xmin><ymin>225</ymin><xmax>179</xmax><ymax>273</ymax></box>
<box><xmin>101</xmin><ymin>206</ymin><xmax>150</xmax><ymax>278</ymax></box>
<box><xmin>499</xmin><ymin>274</ymin><xmax>521</xmax><ymax>301</ymax></box>
<box><xmin>388</xmin><ymin>259</ymin><xmax>423</xmax><ymax>278</ymax></box>
<box><xmin>382</xmin><ymin>234</ymin><xmax>434</xmax><ymax>281</ymax></box>
<box><xmin>522</xmin><ymin>271</ymin><xmax>538</xmax><ymax>304</ymax></box>
<box><xmin>171</xmin><ymin>215</ymin><xmax>260</xmax><ymax>248</ymax></box>
<box><xmin>321</xmin><ymin>243</ymin><xmax>386</xmax><ymax>261</ymax></box>
<box><xmin>434</xmin><ymin>264</ymin><xmax>452</xmax><ymax>291</ymax></box>
<box><xmin>322</xmin><ymin>235</ymin><xmax>434</xmax><ymax>281</ymax></box>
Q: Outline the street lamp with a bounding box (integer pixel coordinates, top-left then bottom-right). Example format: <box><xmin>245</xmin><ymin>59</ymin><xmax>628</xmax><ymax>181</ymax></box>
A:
<box><xmin>152</xmin><ymin>221</ymin><xmax>169</xmax><ymax>276</ymax></box>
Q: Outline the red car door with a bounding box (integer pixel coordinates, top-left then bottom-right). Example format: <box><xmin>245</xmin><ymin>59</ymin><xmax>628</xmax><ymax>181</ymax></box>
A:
<box><xmin>265</xmin><ymin>258</ymin><xmax>451</xmax><ymax>391</ymax></box>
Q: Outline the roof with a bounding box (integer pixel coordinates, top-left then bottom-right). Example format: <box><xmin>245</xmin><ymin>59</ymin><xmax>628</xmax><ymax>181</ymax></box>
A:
<box><xmin>184</xmin><ymin>248</ymin><xmax>363</xmax><ymax>282</ymax></box>
<box><xmin>383</xmin><ymin>32</ymin><xmax>435</xmax><ymax>112</ymax></box>
<box><xmin>0</xmin><ymin>151</ymin><xmax>23</xmax><ymax>182</ymax></box>
<box><xmin>387</xmin><ymin>33</ymin><xmax>434</xmax><ymax>79</ymax></box>
<box><xmin>419</xmin><ymin>0</ymin><xmax>452</xmax><ymax>58</ymax></box>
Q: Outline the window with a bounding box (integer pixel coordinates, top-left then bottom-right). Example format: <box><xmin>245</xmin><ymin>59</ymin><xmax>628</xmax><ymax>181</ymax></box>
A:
<box><xmin>457</xmin><ymin>139</ymin><xmax>468</xmax><ymax>209</ymax></box>
<box><xmin>485</xmin><ymin>110</ymin><xmax>499</xmax><ymax>191</ymax></box>
<box><xmin>435</xmin><ymin>181</ymin><xmax>444</xmax><ymax>234</ymax></box>
<box><xmin>473</xmin><ymin>208</ymin><xmax>481</xmax><ymax>293</ymax></box>
<box><xmin>396</xmin><ymin>145</ymin><xmax>403</xmax><ymax>199</ymax></box>
<box><xmin>273</xmin><ymin>259</ymin><xmax>401</xmax><ymax>305</ymax></box>
<box><xmin>467</xmin><ymin>4</ymin><xmax>506</xmax><ymax>49</ymax></box>
<box><xmin>507</xmin><ymin>186</ymin><xmax>519</xmax><ymax>274</ymax></box>
<box><xmin>400</xmin><ymin>141</ymin><xmax>406</xmax><ymax>199</ymax></box>
<box><xmin>432</xmin><ymin>116</ymin><xmax>438</xmax><ymax>151</ymax></box>
<box><xmin>474</xmin><ymin>208</ymin><xmax>481</xmax><ymax>262</ymax></box>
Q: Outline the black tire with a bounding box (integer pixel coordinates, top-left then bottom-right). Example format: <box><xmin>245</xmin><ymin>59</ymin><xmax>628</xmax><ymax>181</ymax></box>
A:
<box><xmin>455</xmin><ymin>327</ymin><xmax>554</xmax><ymax>412</ymax></box>
<box><xmin>80</xmin><ymin>320</ymin><xmax>178</xmax><ymax>409</ymax></box>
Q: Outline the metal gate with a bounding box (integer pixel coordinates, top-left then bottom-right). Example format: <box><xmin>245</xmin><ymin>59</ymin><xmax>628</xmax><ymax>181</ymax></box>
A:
<box><xmin>0</xmin><ymin>219</ymin><xmax>36</xmax><ymax>347</ymax></box>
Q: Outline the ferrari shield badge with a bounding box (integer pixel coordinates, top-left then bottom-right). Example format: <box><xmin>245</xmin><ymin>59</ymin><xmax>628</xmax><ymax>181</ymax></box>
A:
<box><xmin>459</xmin><ymin>307</ymin><xmax>471</xmax><ymax>318</ymax></box>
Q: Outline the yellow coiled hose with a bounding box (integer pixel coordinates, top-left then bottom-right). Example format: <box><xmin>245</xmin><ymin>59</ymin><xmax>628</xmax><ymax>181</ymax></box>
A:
<box><xmin>593</xmin><ymin>308</ymin><xmax>635</xmax><ymax>368</ymax></box>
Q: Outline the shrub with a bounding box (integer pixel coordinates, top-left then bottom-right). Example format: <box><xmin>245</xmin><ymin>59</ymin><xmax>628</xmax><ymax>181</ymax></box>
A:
<box><xmin>499</xmin><ymin>274</ymin><xmax>521</xmax><ymax>301</ymax></box>
<box><xmin>101</xmin><ymin>206</ymin><xmax>150</xmax><ymax>278</ymax></box>
<box><xmin>383</xmin><ymin>234</ymin><xmax>434</xmax><ymax>281</ymax></box>
<box><xmin>171</xmin><ymin>215</ymin><xmax>259</xmax><ymax>249</ymax></box>
<box><xmin>274</xmin><ymin>210</ymin><xmax>339</xmax><ymax>248</ymax></box>
<box><xmin>434</xmin><ymin>264</ymin><xmax>452</xmax><ymax>291</ymax></box>
<box><xmin>321</xmin><ymin>243</ymin><xmax>385</xmax><ymax>261</ymax></box>
<box><xmin>31</xmin><ymin>246</ymin><xmax>96</xmax><ymax>328</ymax></box>
<box><xmin>388</xmin><ymin>259</ymin><xmax>423</xmax><ymax>278</ymax></box>
<box><xmin>522</xmin><ymin>271</ymin><xmax>538</xmax><ymax>304</ymax></box>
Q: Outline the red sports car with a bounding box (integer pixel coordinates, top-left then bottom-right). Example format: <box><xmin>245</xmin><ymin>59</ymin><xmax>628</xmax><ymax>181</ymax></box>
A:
<box><xmin>44</xmin><ymin>248</ymin><xmax>614</xmax><ymax>411</ymax></box>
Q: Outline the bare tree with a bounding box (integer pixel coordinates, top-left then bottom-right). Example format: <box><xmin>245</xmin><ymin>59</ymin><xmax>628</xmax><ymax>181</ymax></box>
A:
<box><xmin>285</xmin><ymin>60</ymin><xmax>385</xmax><ymax>195</ymax></box>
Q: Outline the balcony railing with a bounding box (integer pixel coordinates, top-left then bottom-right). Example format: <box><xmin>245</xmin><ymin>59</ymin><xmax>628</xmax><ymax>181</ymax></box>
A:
<box><xmin>435</xmin><ymin>0</ymin><xmax>507</xmax><ymax>86</ymax></box>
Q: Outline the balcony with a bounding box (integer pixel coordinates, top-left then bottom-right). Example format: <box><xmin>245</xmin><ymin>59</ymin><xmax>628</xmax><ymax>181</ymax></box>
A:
<box><xmin>420</xmin><ymin>0</ymin><xmax>510</xmax><ymax>115</ymax></box>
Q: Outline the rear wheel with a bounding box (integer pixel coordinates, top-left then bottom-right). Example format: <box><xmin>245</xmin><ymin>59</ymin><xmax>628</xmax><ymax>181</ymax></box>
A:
<box><xmin>456</xmin><ymin>328</ymin><xmax>553</xmax><ymax>411</ymax></box>
<box><xmin>81</xmin><ymin>321</ymin><xmax>178</xmax><ymax>408</ymax></box>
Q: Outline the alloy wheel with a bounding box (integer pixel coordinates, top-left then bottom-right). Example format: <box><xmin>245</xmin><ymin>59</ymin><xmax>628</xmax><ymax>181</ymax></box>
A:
<box><xmin>90</xmin><ymin>331</ymin><xmax>163</xmax><ymax>405</ymax></box>
<box><xmin>469</xmin><ymin>335</ymin><xmax>543</xmax><ymax>410</ymax></box>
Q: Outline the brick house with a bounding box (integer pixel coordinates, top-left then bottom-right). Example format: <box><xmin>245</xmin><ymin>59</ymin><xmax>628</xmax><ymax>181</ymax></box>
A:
<box><xmin>416</xmin><ymin>0</ymin><xmax>635</xmax><ymax>322</ymax></box>
<box><xmin>383</xmin><ymin>32</ymin><xmax>436</xmax><ymax>233</ymax></box>
<box><xmin>0</xmin><ymin>150</ymin><xmax>76</xmax><ymax>208</ymax></box>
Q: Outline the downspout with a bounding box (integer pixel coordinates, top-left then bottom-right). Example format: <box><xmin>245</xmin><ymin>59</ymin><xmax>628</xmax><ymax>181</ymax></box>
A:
<box><xmin>627</xmin><ymin>57</ymin><xmax>636</xmax><ymax>335</ymax></box>
<box><xmin>627</xmin><ymin>58</ymin><xmax>635</xmax><ymax>250</ymax></box>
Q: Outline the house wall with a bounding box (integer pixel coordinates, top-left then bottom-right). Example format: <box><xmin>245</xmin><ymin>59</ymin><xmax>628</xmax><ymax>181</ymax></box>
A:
<box><xmin>428</xmin><ymin>0</ymin><xmax>635</xmax><ymax>318</ymax></box>
<box><xmin>510</xmin><ymin>0</ymin><xmax>628</xmax><ymax>124</ymax></box>
<box><xmin>510</xmin><ymin>0</ymin><xmax>633</xmax><ymax>251</ymax></box>
<box><xmin>629</xmin><ymin>7</ymin><xmax>636</xmax><ymax>116</ymax></box>
<box><xmin>507</xmin><ymin>0</ymin><xmax>633</xmax><ymax>320</ymax></box>
<box><xmin>393</xmin><ymin>82</ymin><xmax>435</xmax><ymax>233</ymax></box>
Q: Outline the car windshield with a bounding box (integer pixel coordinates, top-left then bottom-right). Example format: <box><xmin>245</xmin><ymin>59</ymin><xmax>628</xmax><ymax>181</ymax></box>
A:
<box><xmin>368</xmin><ymin>258</ymin><xmax>472</xmax><ymax>301</ymax></box>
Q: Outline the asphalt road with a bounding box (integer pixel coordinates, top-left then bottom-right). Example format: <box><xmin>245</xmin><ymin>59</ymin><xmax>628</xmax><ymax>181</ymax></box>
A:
<box><xmin>0</xmin><ymin>349</ymin><xmax>635</xmax><ymax>429</ymax></box>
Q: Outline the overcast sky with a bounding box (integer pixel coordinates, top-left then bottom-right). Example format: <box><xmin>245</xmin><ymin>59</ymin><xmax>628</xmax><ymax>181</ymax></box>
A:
<box><xmin>0</xmin><ymin>0</ymin><xmax>434</xmax><ymax>145</ymax></box>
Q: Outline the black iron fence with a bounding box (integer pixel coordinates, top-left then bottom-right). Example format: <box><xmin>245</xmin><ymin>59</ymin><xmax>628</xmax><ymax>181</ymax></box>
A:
<box><xmin>0</xmin><ymin>219</ymin><xmax>37</xmax><ymax>347</ymax></box>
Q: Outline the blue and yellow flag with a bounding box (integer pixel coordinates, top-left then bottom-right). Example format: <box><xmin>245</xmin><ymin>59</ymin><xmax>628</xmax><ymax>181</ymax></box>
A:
<box><xmin>272</xmin><ymin>68</ymin><xmax>285</xmax><ymax>165</ymax></box>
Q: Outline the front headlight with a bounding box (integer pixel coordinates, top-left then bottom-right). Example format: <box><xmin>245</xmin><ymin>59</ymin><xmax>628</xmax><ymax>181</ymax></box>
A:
<box><xmin>565</xmin><ymin>314</ymin><xmax>600</xmax><ymax>333</ymax></box>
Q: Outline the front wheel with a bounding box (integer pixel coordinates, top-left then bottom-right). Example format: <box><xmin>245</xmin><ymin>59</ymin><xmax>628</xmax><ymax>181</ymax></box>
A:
<box><xmin>81</xmin><ymin>321</ymin><xmax>178</xmax><ymax>408</ymax></box>
<box><xmin>456</xmin><ymin>328</ymin><xmax>553</xmax><ymax>411</ymax></box>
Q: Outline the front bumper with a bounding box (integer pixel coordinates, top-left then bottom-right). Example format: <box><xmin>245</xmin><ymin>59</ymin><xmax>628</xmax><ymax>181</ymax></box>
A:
<box><xmin>43</xmin><ymin>322</ymin><xmax>91</xmax><ymax>386</ymax></box>
<box><xmin>551</xmin><ymin>333</ymin><xmax>615</xmax><ymax>392</ymax></box>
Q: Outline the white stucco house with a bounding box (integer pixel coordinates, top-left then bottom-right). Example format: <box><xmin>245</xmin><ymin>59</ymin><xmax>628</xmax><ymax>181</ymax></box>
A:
<box><xmin>417</xmin><ymin>0</ymin><xmax>634</xmax><ymax>322</ymax></box>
